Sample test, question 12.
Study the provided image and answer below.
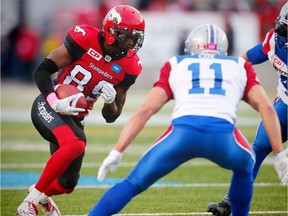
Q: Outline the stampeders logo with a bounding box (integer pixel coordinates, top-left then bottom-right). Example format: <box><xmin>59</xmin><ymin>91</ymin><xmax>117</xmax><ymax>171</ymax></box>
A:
<box><xmin>38</xmin><ymin>101</ymin><xmax>54</xmax><ymax>123</ymax></box>
<box><xmin>88</xmin><ymin>48</ymin><xmax>102</xmax><ymax>61</ymax></box>
<box><xmin>74</xmin><ymin>25</ymin><xmax>86</xmax><ymax>36</ymax></box>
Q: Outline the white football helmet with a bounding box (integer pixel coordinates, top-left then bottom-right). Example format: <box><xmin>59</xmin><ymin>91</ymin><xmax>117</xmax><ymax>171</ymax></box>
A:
<box><xmin>184</xmin><ymin>24</ymin><xmax>228</xmax><ymax>56</ymax></box>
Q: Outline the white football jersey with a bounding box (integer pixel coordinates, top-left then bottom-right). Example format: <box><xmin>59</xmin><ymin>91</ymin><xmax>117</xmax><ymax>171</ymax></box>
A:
<box><xmin>263</xmin><ymin>29</ymin><xmax>288</xmax><ymax>104</ymax></box>
<box><xmin>155</xmin><ymin>54</ymin><xmax>260</xmax><ymax>125</ymax></box>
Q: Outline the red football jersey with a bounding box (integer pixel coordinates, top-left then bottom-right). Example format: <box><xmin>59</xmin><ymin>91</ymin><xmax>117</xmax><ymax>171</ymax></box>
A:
<box><xmin>55</xmin><ymin>25</ymin><xmax>142</xmax><ymax>104</ymax></box>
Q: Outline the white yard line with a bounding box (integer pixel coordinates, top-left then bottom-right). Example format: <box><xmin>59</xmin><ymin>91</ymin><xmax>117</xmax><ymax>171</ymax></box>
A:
<box><xmin>2</xmin><ymin>182</ymin><xmax>283</xmax><ymax>190</ymax></box>
<box><xmin>1</xmin><ymin>108</ymin><xmax>260</xmax><ymax>126</ymax></box>
<box><xmin>64</xmin><ymin>211</ymin><xmax>288</xmax><ymax>216</ymax></box>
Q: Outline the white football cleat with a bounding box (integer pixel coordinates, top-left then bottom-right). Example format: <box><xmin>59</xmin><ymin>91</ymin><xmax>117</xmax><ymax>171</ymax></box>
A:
<box><xmin>16</xmin><ymin>200</ymin><xmax>39</xmax><ymax>216</ymax></box>
<box><xmin>39</xmin><ymin>198</ymin><xmax>61</xmax><ymax>216</ymax></box>
<box><xmin>28</xmin><ymin>184</ymin><xmax>61</xmax><ymax>216</ymax></box>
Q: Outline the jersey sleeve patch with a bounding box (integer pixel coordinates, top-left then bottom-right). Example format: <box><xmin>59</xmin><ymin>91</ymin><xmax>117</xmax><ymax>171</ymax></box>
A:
<box><xmin>262</xmin><ymin>29</ymin><xmax>274</xmax><ymax>55</ymax></box>
<box><xmin>64</xmin><ymin>34</ymin><xmax>86</xmax><ymax>61</ymax></box>
<box><xmin>243</xmin><ymin>61</ymin><xmax>260</xmax><ymax>100</ymax></box>
<box><xmin>67</xmin><ymin>25</ymin><xmax>98</xmax><ymax>50</ymax></box>
<box><xmin>154</xmin><ymin>61</ymin><xmax>173</xmax><ymax>99</ymax></box>
<box><xmin>246</xmin><ymin>43</ymin><xmax>268</xmax><ymax>64</ymax></box>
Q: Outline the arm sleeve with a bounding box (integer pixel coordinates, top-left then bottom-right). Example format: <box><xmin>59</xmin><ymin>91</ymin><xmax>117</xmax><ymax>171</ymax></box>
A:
<box><xmin>33</xmin><ymin>58</ymin><xmax>59</xmax><ymax>98</ymax></box>
<box><xmin>154</xmin><ymin>61</ymin><xmax>173</xmax><ymax>99</ymax></box>
<box><xmin>246</xmin><ymin>43</ymin><xmax>268</xmax><ymax>64</ymax></box>
<box><xmin>64</xmin><ymin>33</ymin><xmax>86</xmax><ymax>61</ymax></box>
<box><xmin>242</xmin><ymin>61</ymin><xmax>261</xmax><ymax>101</ymax></box>
<box><xmin>118</xmin><ymin>74</ymin><xmax>138</xmax><ymax>87</ymax></box>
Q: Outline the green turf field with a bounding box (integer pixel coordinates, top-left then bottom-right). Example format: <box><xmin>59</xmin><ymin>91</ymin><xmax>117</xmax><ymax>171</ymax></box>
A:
<box><xmin>1</xmin><ymin>82</ymin><xmax>287</xmax><ymax>215</ymax></box>
<box><xmin>1</xmin><ymin>121</ymin><xmax>287</xmax><ymax>215</ymax></box>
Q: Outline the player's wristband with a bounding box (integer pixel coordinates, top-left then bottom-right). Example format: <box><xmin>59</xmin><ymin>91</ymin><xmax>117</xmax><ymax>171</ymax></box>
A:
<box><xmin>46</xmin><ymin>92</ymin><xmax>58</xmax><ymax>108</ymax></box>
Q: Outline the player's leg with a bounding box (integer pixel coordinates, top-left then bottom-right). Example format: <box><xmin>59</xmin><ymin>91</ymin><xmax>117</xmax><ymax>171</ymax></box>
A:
<box><xmin>17</xmin><ymin>95</ymin><xmax>86</xmax><ymax>215</ymax></box>
<box><xmin>207</xmin><ymin>128</ymin><xmax>254</xmax><ymax>216</ymax></box>
<box><xmin>225</xmin><ymin>128</ymin><xmax>254</xmax><ymax>216</ymax></box>
<box><xmin>88</xmin><ymin>125</ymin><xmax>197</xmax><ymax>216</ymax></box>
<box><xmin>207</xmin><ymin>99</ymin><xmax>287</xmax><ymax>215</ymax></box>
<box><xmin>253</xmin><ymin>98</ymin><xmax>287</xmax><ymax>179</ymax></box>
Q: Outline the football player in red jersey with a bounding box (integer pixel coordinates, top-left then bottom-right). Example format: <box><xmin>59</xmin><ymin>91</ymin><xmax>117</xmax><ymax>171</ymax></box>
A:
<box><xmin>16</xmin><ymin>5</ymin><xmax>145</xmax><ymax>216</ymax></box>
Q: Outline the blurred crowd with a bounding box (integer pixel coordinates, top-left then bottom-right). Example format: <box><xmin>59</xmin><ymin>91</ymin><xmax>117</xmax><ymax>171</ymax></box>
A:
<box><xmin>1</xmin><ymin>0</ymin><xmax>285</xmax><ymax>83</ymax></box>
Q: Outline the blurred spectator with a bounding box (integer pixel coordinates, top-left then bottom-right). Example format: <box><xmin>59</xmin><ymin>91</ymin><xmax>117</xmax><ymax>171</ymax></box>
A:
<box><xmin>41</xmin><ymin>33</ymin><xmax>62</xmax><ymax>57</ymax></box>
<box><xmin>1</xmin><ymin>21</ymin><xmax>41</xmax><ymax>82</ymax></box>
<box><xmin>224</xmin><ymin>17</ymin><xmax>235</xmax><ymax>55</ymax></box>
<box><xmin>137</xmin><ymin>0</ymin><xmax>151</xmax><ymax>10</ymax></box>
<box><xmin>254</xmin><ymin>0</ymin><xmax>281</xmax><ymax>41</ymax></box>
<box><xmin>177</xmin><ymin>29</ymin><xmax>190</xmax><ymax>55</ymax></box>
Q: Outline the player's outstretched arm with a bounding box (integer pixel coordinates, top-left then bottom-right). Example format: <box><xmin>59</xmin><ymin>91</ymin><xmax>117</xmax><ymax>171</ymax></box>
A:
<box><xmin>97</xmin><ymin>87</ymin><xmax>169</xmax><ymax>181</ymax></box>
<box><xmin>246</xmin><ymin>85</ymin><xmax>287</xmax><ymax>185</ymax></box>
<box><xmin>246</xmin><ymin>85</ymin><xmax>282</xmax><ymax>153</ymax></box>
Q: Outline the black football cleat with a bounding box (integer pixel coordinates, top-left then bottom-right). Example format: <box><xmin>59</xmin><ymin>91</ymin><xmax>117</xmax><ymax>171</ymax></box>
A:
<box><xmin>207</xmin><ymin>195</ymin><xmax>231</xmax><ymax>216</ymax></box>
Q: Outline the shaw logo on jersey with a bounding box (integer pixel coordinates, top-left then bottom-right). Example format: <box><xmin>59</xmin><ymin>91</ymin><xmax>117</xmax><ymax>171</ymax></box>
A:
<box><xmin>74</xmin><ymin>25</ymin><xmax>86</xmax><ymax>36</ymax></box>
<box><xmin>88</xmin><ymin>48</ymin><xmax>102</xmax><ymax>61</ymax></box>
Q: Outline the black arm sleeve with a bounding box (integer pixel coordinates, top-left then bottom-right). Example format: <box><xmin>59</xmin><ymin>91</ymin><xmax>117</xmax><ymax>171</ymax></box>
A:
<box><xmin>118</xmin><ymin>73</ymin><xmax>138</xmax><ymax>87</ymax></box>
<box><xmin>64</xmin><ymin>34</ymin><xmax>86</xmax><ymax>61</ymax></box>
<box><xmin>33</xmin><ymin>58</ymin><xmax>59</xmax><ymax>98</ymax></box>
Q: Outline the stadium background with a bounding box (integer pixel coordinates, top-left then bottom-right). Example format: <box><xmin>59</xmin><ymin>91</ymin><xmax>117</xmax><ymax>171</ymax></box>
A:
<box><xmin>1</xmin><ymin>0</ymin><xmax>283</xmax><ymax>91</ymax></box>
<box><xmin>1</xmin><ymin>1</ymin><xmax>287</xmax><ymax>215</ymax></box>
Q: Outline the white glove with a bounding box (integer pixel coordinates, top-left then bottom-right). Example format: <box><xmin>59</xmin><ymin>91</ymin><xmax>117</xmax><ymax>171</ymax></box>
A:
<box><xmin>97</xmin><ymin>150</ymin><xmax>123</xmax><ymax>182</ymax></box>
<box><xmin>100</xmin><ymin>84</ymin><xmax>116</xmax><ymax>104</ymax></box>
<box><xmin>273</xmin><ymin>148</ymin><xmax>288</xmax><ymax>185</ymax></box>
<box><xmin>49</xmin><ymin>94</ymin><xmax>86</xmax><ymax>116</ymax></box>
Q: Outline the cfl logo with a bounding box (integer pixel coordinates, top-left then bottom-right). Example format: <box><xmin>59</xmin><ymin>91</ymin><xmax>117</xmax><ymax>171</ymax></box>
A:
<box><xmin>88</xmin><ymin>48</ymin><xmax>102</xmax><ymax>61</ymax></box>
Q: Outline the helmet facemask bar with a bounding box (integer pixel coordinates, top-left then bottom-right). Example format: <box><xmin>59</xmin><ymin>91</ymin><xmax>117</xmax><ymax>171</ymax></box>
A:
<box><xmin>110</xmin><ymin>26</ymin><xmax>144</xmax><ymax>57</ymax></box>
<box><xmin>275</xmin><ymin>3</ymin><xmax>288</xmax><ymax>47</ymax></box>
<box><xmin>275</xmin><ymin>16</ymin><xmax>288</xmax><ymax>38</ymax></box>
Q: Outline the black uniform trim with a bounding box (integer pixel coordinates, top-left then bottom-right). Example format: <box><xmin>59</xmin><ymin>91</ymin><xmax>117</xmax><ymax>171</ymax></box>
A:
<box><xmin>119</xmin><ymin>73</ymin><xmax>138</xmax><ymax>87</ymax></box>
<box><xmin>64</xmin><ymin>34</ymin><xmax>86</xmax><ymax>61</ymax></box>
<box><xmin>33</xmin><ymin>58</ymin><xmax>59</xmax><ymax>98</ymax></box>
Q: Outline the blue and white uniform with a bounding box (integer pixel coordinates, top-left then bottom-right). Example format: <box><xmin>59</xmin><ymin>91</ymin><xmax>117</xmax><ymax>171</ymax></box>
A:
<box><xmin>89</xmin><ymin>53</ymin><xmax>259</xmax><ymax>216</ymax></box>
<box><xmin>246</xmin><ymin>29</ymin><xmax>287</xmax><ymax>178</ymax></box>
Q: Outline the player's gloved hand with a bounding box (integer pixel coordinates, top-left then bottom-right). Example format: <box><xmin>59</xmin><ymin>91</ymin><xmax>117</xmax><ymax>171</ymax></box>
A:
<box><xmin>100</xmin><ymin>84</ymin><xmax>116</xmax><ymax>104</ymax></box>
<box><xmin>273</xmin><ymin>148</ymin><xmax>288</xmax><ymax>185</ymax></box>
<box><xmin>47</xmin><ymin>92</ymin><xmax>85</xmax><ymax>116</ymax></box>
<box><xmin>97</xmin><ymin>150</ymin><xmax>123</xmax><ymax>182</ymax></box>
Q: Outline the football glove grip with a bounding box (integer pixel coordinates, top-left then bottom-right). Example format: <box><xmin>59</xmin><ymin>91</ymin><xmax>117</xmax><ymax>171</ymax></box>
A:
<box><xmin>273</xmin><ymin>148</ymin><xmax>288</xmax><ymax>185</ymax></box>
<box><xmin>47</xmin><ymin>92</ymin><xmax>85</xmax><ymax>116</ymax></box>
<box><xmin>100</xmin><ymin>84</ymin><xmax>116</xmax><ymax>104</ymax></box>
<box><xmin>97</xmin><ymin>150</ymin><xmax>123</xmax><ymax>182</ymax></box>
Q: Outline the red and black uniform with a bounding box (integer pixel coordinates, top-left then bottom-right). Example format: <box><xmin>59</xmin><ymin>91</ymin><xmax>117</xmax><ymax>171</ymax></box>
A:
<box><xmin>31</xmin><ymin>25</ymin><xmax>142</xmax><ymax>195</ymax></box>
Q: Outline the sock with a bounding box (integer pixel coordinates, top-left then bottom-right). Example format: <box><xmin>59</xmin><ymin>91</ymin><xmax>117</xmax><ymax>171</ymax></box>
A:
<box><xmin>24</xmin><ymin>187</ymin><xmax>42</xmax><ymax>204</ymax></box>
<box><xmin>39</xmin><ymin>193</ymin><xmax>49</xmax><ymax>204</ymax></box>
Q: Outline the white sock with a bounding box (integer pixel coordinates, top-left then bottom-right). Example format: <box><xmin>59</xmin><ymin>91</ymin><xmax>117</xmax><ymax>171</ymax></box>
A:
<box><xmin>39</xmin><ymin>193</ymin><xmax>49</xmax><ymax>204</ymax></box>
<box><xmin>24</xmin><ymin>187</ymin><xmax>42</xmax><ymax>204</ymax></box>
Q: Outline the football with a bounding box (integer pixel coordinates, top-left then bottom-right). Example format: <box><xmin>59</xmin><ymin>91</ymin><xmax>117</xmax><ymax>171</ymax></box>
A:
<box><xmin>55</xmin><ymin>84</ymin><xmax>87</xmax><ymax>109</ymax></box>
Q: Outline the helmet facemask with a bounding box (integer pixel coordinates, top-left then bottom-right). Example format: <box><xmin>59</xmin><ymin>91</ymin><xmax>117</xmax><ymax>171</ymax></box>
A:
<box><xmin>111</xmin><ymin>26</ymin><xmax>144</xmax><ymax>58</ymax></box>
<box><xmin>275</xmin><ymin>3</ymin><xmax>287</xmax><ymax>47</ymax></box>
